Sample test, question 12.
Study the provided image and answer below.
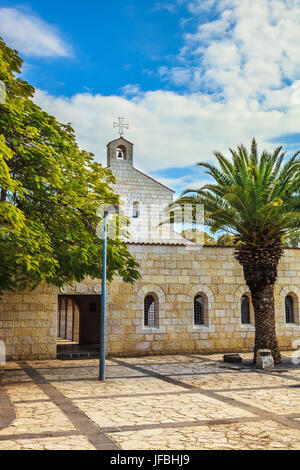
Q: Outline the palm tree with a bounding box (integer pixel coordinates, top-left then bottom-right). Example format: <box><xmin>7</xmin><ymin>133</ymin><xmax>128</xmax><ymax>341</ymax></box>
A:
<box><xmin>176</xmin><ymin>139</ymin><xmax>300</xmax><ymax>364</ymax></box>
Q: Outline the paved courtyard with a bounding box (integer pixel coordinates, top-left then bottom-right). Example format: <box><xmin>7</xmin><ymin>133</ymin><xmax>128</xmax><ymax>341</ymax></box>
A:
<box><xmin>0</xmin><ymin>352</ymin><xmax>300</xmax><ymax>450</ymax></box>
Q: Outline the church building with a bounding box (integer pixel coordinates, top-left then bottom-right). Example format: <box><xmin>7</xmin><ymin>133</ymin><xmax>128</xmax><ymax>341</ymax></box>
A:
<box><xmin>1</xmin><ymin>136</ymin><xmax>300</xmax><ymax>360</ymax></box>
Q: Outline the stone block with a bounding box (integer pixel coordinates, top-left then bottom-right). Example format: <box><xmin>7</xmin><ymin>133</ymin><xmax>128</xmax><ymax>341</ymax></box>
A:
<box><xmin>223</xmin><ymin>354</ymin><xmax>243</xmax><ymax>364</ymax></box>
<box><xmin>256</xmin><ymin>349</ymin><xmax>274</xmax><ymax>370</ymax></box>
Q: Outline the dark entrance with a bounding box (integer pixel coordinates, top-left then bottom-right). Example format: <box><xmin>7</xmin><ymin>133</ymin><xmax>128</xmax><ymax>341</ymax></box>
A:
<box><xmin>57</xmin><ymin>295</ymin><xmax>101</xmax><ymax>359</ymax></box>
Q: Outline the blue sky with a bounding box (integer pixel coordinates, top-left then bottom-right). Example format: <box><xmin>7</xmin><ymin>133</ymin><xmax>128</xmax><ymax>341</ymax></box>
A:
<box><xmin>1</xmin><ymin>0</ymin><xmax>300</xmax><ymax>196</ymax></box>
<box><xmin>2</xmin><ymin>1</ymin><xmax>191</xmax><ymax>96</ymax></box>
<box><xmin>0</xmin><ymin>0</ymin><xmax>212</xmax><ymax>98</ymax></box>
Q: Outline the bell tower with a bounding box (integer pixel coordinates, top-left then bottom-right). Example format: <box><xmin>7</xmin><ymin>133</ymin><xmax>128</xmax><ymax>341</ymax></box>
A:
<box><xmin>107</xmin><ymin>136</ymin><xmax>134</xmax><ymax>168</ymax></box>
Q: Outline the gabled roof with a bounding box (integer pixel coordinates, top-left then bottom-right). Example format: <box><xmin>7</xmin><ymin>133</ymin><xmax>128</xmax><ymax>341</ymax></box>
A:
<box><xmin>133</xmin><ymin>167</ymin><xmax>175</xmax><ymax>193</ymax></box>
<box><xmin>106</xmin><ymin>136</ymin><xmax>134</xmax><ymax>147</ymax></box>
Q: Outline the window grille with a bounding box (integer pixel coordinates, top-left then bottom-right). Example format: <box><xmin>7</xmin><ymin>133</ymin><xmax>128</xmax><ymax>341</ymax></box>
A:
<box><xmin>133</xmin><ymin>202</ymin><xmax>139</xmax><ymax>218</ymax></box>
<box><xmin>144</xmin><ymin>295</ymin><xmax>158</xmax><ymax>327</ymax></box>
<box><xmin>194</xmin><ymin>295</ymin><xmax>205</xmax><ymax>325</ymax></box>
<box><xmin>285</xmin><ymin>295</ymin><xmax>295</xmax><ymax>323</ymax></box>
<box><xmin>241</xmin><ymin>295</ymin><xmax>251</xmax><ymax>324</ymax></box>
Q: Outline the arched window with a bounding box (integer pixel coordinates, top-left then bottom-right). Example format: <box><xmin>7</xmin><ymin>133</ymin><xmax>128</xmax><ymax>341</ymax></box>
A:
<box><xmin>241</xmin><ymin>295</ymin><xmax>251</xmax><ymax>324</ymax></box>
<box><xmin>194</xmin><ymin>295</ymin><xmax>205</xmax><ymax>325</ymax></box>
<box><xmin>133</xmin><ymin>202</ymin><xmax>140</xmax><ymax>218</ymax></box>
<box><xmin>285</xmin><ymin>295</ymin><xmax>295</xmax><ymax>323</ymax></box>
<box><xmin>116</xmin><ymin>145</ymin><xmax>127</xmax><ymax>160</ymax></box>
<box><xmin>144</xmin><ymin>295</ymin><xmax>158</xmax><ymax>327</ymax></box>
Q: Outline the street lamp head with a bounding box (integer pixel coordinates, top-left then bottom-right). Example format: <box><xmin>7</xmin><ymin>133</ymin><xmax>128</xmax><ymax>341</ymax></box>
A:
<box><xmin>97</xmin><ymin>204</ymin><xmax>119</xmax><ymax>217</ymax></box>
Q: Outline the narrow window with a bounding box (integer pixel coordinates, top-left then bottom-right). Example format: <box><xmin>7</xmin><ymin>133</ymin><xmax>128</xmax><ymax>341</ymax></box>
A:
<box><xmin>285</xmin><ymin>295</ymin><xmax>295</xmax><ymax>323</ymax></box>
<box><xmin>133</xmin><ymin>202</ymin><xmax>140</xmax><ymax>218</ymax></box>
<box><xmin>241</xmin><ymin>295</ymin><xmax>251</xmax><ymax>324</ymax></box>
<box><xmin>144</xmin><ymin>295</ymin><xmax>158</xmax><ymax>327</ymax></box>
<box><xmin>194</xmin><ymin>295</ymin><xmax>205</xmax><ymax>325</ymax></box>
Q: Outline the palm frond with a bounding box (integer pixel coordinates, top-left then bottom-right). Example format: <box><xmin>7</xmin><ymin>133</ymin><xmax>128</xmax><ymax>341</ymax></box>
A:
<box><xmin>173</xmin><ymin>139</ymin><xmax>300</xmax><ymax>246</ymax></box>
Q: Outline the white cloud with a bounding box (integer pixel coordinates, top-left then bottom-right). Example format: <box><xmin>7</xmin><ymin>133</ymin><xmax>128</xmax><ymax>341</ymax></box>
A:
<box><xmin>154</xmin><ymin>2</ymin><xmax>178</xmax><ymax>13</ymax></box>
<box><xmin>0</xmin><ymin>7</ymin><xmax>72</xmax><ymax>57</ymax></box>
<box><xmin>31</xmin><ymin>0</ymin><xmax>300</xmax><ymax>194</ymax></box>
<box><xmin>120</xmin><ymin>84</ymin><xmax>143</xmax><ymax>97</ymax></box>
<box><xmin>154</xmin><ymin>0</ymin><xmax>187</xmax><ymax>13</ymax></box>
<box><xmin>34</xmin><ymin>86</ymin><xmax>300</xmax><ymax>177</ymax></box>
<box><xmin>164</xmin><ymin>0</ymin><xmax>300</xmax><ymax>105</ymax></box>
<box><xmin>154</xmin><ymin>174</ymin><xmax>210</xmax><ymax>196</ymax></box>
<box><xmin>187</xmin><ymin>0</ymin><xmax>217</xmax><ymax>14</ymax></box>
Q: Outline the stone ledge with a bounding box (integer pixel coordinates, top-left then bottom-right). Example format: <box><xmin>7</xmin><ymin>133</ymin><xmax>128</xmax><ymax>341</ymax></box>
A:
<box><xmin>136</xmin><ymin>326</ymin><xmax>167</xmax><ymax>334</ymax></box>
<box><xmin>240</xmin><ymin>325</ymin><xmax>256</xmax><ymax>331</ymax></box>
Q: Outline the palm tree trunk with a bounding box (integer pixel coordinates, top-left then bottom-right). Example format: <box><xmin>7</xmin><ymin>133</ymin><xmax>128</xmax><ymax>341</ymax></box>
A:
<box><xmin>249</xmin><ymin>282</ymin><xmax>282</xmax><ymax>364</ymax></box>
<box><xmin>238</xmin><ymin>246</ymin><xmax>283</xmax><ymax>365</ymax></box>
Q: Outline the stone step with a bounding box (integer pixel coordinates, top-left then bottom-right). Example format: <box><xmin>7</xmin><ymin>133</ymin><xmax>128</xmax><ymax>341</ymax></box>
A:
<box><xmin>57</xmin><ymin>352</ymin><xmax>100</xmax><ymax>361</ymax></box>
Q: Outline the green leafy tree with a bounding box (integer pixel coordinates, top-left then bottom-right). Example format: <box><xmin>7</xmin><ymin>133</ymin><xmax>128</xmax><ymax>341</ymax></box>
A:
<box><xmin>217</xmin><ymin>234</ymin><xmax>235</xmax><ymax>246</ymax></box>
<box><xmin>204</xmin><ymin>232</ymin><xmax>217</xmax><ymax>245</ymax></box>
<box><xmin>181</xmin><ymin>230</ymin><xmax>216</xmax><ymax>245</ymax></box>
<box><xmin>283</xmin><ymin>233</ymin><xmax>300</xmax><ymax>248</ymax></box>
<box><xmin>0</xmin><ymin>38</ymin><xmax>139</xmax><ymax>295</ymax></box>
<box><xmin>176</xmin><ymin>139</ymin><xmax>300</xmax><ymax>364</ymax></box>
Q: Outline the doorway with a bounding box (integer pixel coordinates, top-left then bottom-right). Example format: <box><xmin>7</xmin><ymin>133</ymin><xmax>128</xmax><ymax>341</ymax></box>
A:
<box><xmin>57</xmin><ymin>294</ymin><xmax>101</xmax><ymax>358</ymax></box>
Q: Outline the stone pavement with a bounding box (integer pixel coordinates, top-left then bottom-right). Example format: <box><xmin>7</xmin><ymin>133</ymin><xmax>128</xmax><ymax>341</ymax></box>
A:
<box><xmin>0</xmin><ymin>352</ymin><xmax>300</xmax><ymax>450</ymax></box>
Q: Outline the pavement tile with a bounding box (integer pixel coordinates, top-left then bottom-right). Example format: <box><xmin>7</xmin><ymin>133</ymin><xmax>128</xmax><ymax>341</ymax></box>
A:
<box><xmin>0</xmin><ymin>353</ymin><xmax>300</xmax><ymax>450</ymax></box>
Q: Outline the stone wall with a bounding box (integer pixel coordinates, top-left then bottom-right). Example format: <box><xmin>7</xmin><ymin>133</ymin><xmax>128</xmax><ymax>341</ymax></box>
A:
<box><xmin>106</xmin><ymin>245</ymin><xmax>300</xmax><ymax>356</ymax></box>
<box><xmin>0</xmin><ymin>284</ymin><xmax>57</xmax><ymax>361</ymax></box>
<box><xmin>1</xmin><ymin>246</ymin><xmax>300</xmax><ymax>360</ymax></box>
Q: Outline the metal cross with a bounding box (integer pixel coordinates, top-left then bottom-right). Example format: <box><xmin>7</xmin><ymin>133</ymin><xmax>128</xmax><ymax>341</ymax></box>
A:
<box><xmin>113</xmin><ymin>117</ymin><xmax>129</xmax><ymax>137</ymax></box>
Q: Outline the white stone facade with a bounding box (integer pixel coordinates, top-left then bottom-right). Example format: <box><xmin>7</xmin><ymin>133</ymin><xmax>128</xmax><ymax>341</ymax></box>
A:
<box><xmin>107</xmin><ymin>137</ymin><xmax>177</xmax><ymax>243</ymax></box>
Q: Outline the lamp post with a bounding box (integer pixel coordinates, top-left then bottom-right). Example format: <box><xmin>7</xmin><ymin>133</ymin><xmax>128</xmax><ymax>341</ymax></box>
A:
<box><xmin>99</xmin><ymin>210</ymin><xmax>108</xmax><ymax>381</ymax></box>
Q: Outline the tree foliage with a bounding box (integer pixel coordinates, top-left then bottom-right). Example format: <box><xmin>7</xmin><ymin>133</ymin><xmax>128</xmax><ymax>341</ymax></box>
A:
<box><xmin>216</xmin><ymin>234</ymin><xmax>236</xmax><ymax>246</ymax></box>
<box><xmin>0</xmin><ymin>38</ymin><xmax>139</xmax><ymax>294</ymax></box>
<box><xmin>177</xmin><ymin>139</ymin><xmax>300</xmax><ymax>253</ymax></box>
<box><xmin>176</xmin><ymin>139</ymin><xmax>300</xmax><ymax>363</ymax></box>
<box><xmin>283</xmin><ymin>233</ymin><xmax>300</xmax><ymax>248</ymax></box>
